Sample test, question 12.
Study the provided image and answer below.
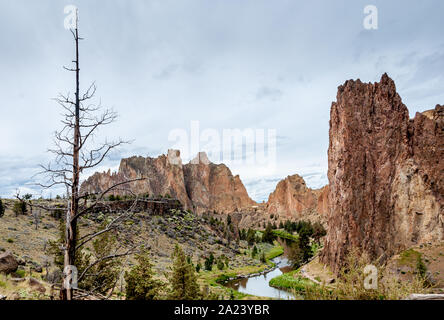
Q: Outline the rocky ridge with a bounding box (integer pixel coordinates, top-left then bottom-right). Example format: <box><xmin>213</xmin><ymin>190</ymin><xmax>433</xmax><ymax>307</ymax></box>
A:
<box><xmin>81</xmin><ymin>150</ymin><xmax>255</xmax><ymax>214</ymax></box>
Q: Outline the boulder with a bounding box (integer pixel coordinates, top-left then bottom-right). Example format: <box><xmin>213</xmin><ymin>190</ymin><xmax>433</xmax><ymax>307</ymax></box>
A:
<box><xmin>0</xmin><ymin>251</ymin><xmax>19</xmax><ymax>274</ymax></box>
<box><xmin>28</xmin><ymin>277</ymin><xmax>46</xmax><ymax>293</ymax></box>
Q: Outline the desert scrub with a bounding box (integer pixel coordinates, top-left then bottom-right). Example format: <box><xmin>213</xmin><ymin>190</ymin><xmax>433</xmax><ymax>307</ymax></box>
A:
<box><xmin>303</xmin><ymin>249</ymin><xmax>431</xmax><ymax>300</ymax></box>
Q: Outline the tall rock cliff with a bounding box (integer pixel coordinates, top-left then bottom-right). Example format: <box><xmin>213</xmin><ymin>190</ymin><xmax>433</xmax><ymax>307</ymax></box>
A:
<box><xmin>266</xmin><ymin>174</ymin><xmax>328</xmax><ymax>224</ymax></box>
<box><xmin>183</xmin><ymin>152</ymin><xmax>256</xmax><ymax>214</ymax></box>
<box><xmin>320</xmin><ymin>74</ymin><xmax>444</xmax><ymax>273</ymax></box>
<box><xmin>80</xmin><ymin>150</ymin><xmax>255</xmax><ymax>214</ymax></box>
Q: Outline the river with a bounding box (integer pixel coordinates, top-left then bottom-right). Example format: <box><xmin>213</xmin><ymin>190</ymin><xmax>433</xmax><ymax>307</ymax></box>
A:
<box><xmin>225</xmin><ymin>255</ymin><xmax>295</xmax><ymax>299</ymax></box>
<box><xmin>225</xmin><ymin>235</ymin><xmax>301</xmax><ymax>299</ymax></box>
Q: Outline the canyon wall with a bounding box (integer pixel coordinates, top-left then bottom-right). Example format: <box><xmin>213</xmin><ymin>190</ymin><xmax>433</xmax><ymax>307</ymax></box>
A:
<box><xmin>266</xmin><ymin>174</ymin><xmax>328</xmax><ymax>224</ymax></box>
<box><xmin>81</xmin><ymin>150</ymin><xmax>255</xmax><ymax>214</ymax></box>
<box><xmin>320</xmin><ymin>74</ymin><xmax>444</xmax><ymax>273</ymax></box>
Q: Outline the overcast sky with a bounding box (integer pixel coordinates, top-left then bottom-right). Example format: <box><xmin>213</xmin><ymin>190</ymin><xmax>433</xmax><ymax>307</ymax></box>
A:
<box><xmin>1</xmin><ymin>0</ymin><xmax>443</xmax><ymax>201</ymax></box>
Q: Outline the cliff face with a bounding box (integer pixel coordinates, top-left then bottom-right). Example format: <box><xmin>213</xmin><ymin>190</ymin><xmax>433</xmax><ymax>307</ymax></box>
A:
<box><xmin>266</xmin><ymin>174</ymin><xmax>328</xmax><ymax>224</ymax></box>
<box><xmin>80</xmin><ymin>150</ymin><xmax>255</xmax><ymax>214</ymax></box>
<box><xmin>320</xmin><ymin>74</ymin><xmax>444</xmax><ymax>273</ymax></box>
<box><xmin>184</xmin><ymin>152</ymin><xmax>256</xmax><ymax>214</ymax></box>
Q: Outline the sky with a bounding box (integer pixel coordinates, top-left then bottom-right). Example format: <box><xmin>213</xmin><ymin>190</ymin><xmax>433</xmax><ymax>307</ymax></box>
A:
<box><xmin>1</xmin><ymin>0</ymin><xmax>443</xmax><ymax>201</ymax></box>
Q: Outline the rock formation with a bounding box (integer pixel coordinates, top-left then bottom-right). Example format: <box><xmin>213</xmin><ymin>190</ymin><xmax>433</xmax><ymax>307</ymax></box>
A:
<box><xmin>81</xmin><ymin>150</ymin><xmax>192</xmax><ymax>209</ymax></box>
<box><xmin>0</xmin><ymin>251</ymin><xmax>18</xmax><ymax>274</ymax></box>
<box><xmin>266</xmin><ymin>174</ymin><xmax>328</xmax><ymax>224</ymax></box>
<box><xmin>81</xmin><ymin>150</ymin><xmax>255</xmax><ymax>214</ymax></box>
<box><xmin>320</xmin><ymin>74</ymin><xmax>444</xmax><ymax>273</ymax></box>
<box><xmin>184</xmin><ymin>152</ymin><xmax>256</xmax><ymax>214</ymax></box>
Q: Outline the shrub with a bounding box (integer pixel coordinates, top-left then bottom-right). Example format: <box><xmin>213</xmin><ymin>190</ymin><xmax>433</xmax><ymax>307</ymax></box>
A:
<box><xmin>260</xmin><ymin>252</ymin><xmax>266</xmax><ymax>263</ymax></box>
<box><xmin>204</xmin><ymin>253</ymin><xmax>214</xmax><ymax>271</ymax></box>
<box><xmin>217</xmin><ymin>259</ymin><xmax>225</xmax><ymax>270</ymax></box>
<box><xmin>12</xmin><ymin>201</ymin><xmax>27</xmax><ymax>216</ymax></box>
<box><xmin>251</xmin><ymin>245</ymin><xmax>258</xmax><ymax>258</ymax></box>
<box><xmin>15</xmin><ymin>269</ymin><xmax>26</xmax><ymax>278</ymax></box>
<box><xmin>0</xmin><ymin>198</ymin><xmax>5</xmax><ymax>217</ymax></box>
<box><xmin>303</xmin><ymin>249</ymin><xmax>430</xmax><ymax>300</ymax></box>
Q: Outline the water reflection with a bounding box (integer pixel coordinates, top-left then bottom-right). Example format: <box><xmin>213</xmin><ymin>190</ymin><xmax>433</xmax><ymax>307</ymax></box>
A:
<box><xmin>225</xmin><ymin>256</ymin><xmax>295</xmax><ymax>300</ymax></box>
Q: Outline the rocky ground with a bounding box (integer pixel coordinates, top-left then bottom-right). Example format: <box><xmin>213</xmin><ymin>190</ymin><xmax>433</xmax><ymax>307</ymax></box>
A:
<box><xmin>0</xmin><ymin>199</ymin><xmax>275</xmax><ymax>300</ymax></box>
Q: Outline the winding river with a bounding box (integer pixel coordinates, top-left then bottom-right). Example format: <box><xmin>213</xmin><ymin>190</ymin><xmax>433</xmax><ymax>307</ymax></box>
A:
<box><xmin>225</xmin><ymin>237</ymin><xmax>298</xmax><ymax>299</ymax></box>
<box><xmin>225</xmin><ymin>256</ymin><xmax>295</xmax><ymax>299</ymax></box>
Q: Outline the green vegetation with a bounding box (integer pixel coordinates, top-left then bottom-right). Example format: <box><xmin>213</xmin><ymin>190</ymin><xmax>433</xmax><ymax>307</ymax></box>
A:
<box><xmin>198</xmin><ymin>244</ymin><xmax>283</xmax><ymax>299</ymax></box>
<box><xmin>107</xmin><ymin>194</ymin><xmax>122</xmax><ymax>201</ymax></box>
<box><xmin>125</xmin><ymin>248</ymin><xmax>163</xmax><ymax>300</ymax></box>
<box><xmin>269</xmin><ymin>270</ymin><xmax>317</xmax><ymax>292</ymax></box>
<box><xmin>303</xmin><ymin>249</ymin><xmax>431</xmax><ymax>300</ymax></box>
<box><xmin>81</xmin><ymin>230</ymin><xmax>122</xmax><ymax>295</ymax></box>
<box><xmin>0</xmin><ymin>198</ymin><xmax>5</xmax><ymax>217</ymax></box>
<box><xmin>15</xmin><ymin>269</ymin><xmax>26</xmax><ymax>278</ymax></box>
<box><xmin>261</xmin><ymin>223</ymin><xmax>276</xmax><ymax>244</ymax></box>
<box><xmin>168</xmin><ymin>244</ymin><xmax>201</xmax><ymax>300</ymax></box>
<box><xmin>398</xmin><ymin>248</ymin><xmax>427</xmax><ymax>278</ymax></box>
<box><xmin>265</xmin><ymin>245</ymin><xmax>284</xmax><ymax>260</ymax></box>
<box><xmin>12</xmin><ymin>200</ymin><xmax>27</xmax><ymax>216</ymax></box>
<box><xmin>272</xmin><ymin>229</ymin><xmax>298</xmax><ymax>241</ymax></box>
<box><xmin>205</xmin><ymin>253</ymin><xmax>215</xmax><ymax>271</ymax></box>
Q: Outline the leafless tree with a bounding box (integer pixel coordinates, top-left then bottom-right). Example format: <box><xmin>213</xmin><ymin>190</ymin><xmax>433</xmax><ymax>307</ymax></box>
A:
<box><xmin>17</xmin><ymin>10</ymin><xmax>144</xmax><ymax>300</ymax></box>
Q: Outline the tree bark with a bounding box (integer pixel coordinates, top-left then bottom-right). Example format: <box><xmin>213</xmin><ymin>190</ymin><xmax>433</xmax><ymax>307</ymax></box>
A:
<box><xmin>62</xmin><ymin>22</ymin><xmax>80</xmax><ymax>301</ymax></box>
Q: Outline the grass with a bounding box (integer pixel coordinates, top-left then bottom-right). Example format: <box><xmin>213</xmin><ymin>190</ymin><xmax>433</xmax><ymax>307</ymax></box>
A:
<box><xmin>272</xmin><ymin>230</ymin><xmax>298</xmax><ymax>241</ymax></box>
<box><xmin>269</xmin><ymin>270</ymin><xmax>317</xmax><ymax>292</ymax></box>
<box><xmin>265</xmin><ymin>245</ymin><xmax>284</xmax><ymax>260</ymax></box>
<box><xmin>303</xmin><ymin>249</ymin><xmax>431</xmax><ymax>300</ymax></box>
<box><xmin>399</xmin><ymin>249</ymin><xmax>422</xmax><ymax>265</ymax></box>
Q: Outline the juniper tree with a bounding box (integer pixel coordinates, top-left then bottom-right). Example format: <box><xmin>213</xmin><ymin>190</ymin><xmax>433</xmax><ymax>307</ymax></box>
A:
<box><xmin>125</xmin><ymin>248</ymin><xmax>163</xmax><ymax>300</ymax></box>
<box><xmin>168</xmin><ymin>244</ymin><xmax>200</xmax><ymax>300</ymax></box>
<box><xmin>0</xmin><ymin>198</ymin><xmax>4</xmax><ymax>217</ymax></box>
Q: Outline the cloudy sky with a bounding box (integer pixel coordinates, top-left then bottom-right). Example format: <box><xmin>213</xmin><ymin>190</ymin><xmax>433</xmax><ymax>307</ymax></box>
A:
<box><xmin>1</xmin><ymin>0</ymin><xmax>443</xmax><ymax>201</ymax></box>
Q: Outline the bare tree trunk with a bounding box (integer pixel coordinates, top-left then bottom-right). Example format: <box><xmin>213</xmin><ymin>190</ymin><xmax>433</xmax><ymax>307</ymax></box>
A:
<box><xmin>63</xmin><ymin>22</ymin><xmax>80</xmax><ymax>302</ymax></box>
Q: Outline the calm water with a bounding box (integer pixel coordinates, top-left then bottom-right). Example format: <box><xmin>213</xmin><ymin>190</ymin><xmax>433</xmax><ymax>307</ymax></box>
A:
<box><xmin>225</xmin><ymin>256</ymin><xmax>295</xmax><ymax>299</ymax></box>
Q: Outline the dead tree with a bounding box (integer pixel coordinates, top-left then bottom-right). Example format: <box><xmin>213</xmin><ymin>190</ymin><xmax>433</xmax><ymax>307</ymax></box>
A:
<box><xmin>17</xmin><ymin>10</ymin><xmax>144</xmax><ymax>300</ymax></box>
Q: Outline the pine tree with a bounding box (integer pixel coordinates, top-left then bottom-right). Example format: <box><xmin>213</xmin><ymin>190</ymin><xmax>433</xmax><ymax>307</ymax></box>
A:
<box><xmin>252</xmin><ymin>245</ymin><xmax>258</xmax><ymax>258</ymax></box>
<box><xmin>168</xmin><ymin>244</ymin><xmax>201</xmax><ymax>300</ymax></box>
<box><xmin>125</xmin><ymin>248</ymin><xmax>163</xmax><ymax>300</ymax></box>
<box><xmin>261</xmin><ymin>223</ymin><xmax>276</xmax><ymax>244</ymax></box>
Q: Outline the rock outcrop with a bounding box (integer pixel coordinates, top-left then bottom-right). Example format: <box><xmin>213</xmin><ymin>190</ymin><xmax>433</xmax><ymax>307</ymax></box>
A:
<box><xmin>266</xmin><ymin>174</ymin><xmax>328</xmax><ymax>224</ymax></box>
<box><xmin>81</xmin><ymin>150</ymin><xmax>255</xmax><ymax>214</ymax></box>
<box><xmin>81</xmin><ymin>150</ymin><xmax>192</xmax><ymax>209</ymax></box>
<box><xmin>0</xmin><ymin>251</ymin><xmax>18</xmax><ymax>274</ymax></box>
<box><xmin>321</xmin><ymin>74</ymin><xmax>444</xmax><ymax>273</ymax></box>
<box><xmin>184</xmin><ymin>152</ymin><xmax>256</xmax><ymax>214</ymax></box>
